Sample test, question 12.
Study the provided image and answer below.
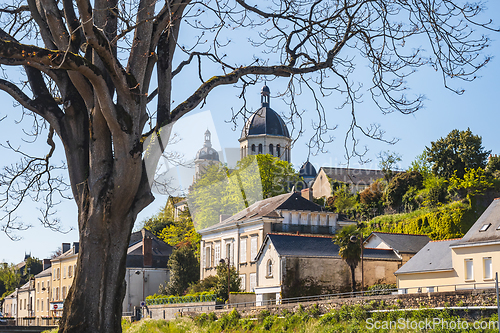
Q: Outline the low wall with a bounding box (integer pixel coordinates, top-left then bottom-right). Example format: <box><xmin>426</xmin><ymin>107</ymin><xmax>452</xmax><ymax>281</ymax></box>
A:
<box><xmin>144</xmin><ymin>288</ymin><xmax>499</xmax><ymax>321</ymax></box>
<box><xmin>144</xmin><ymin>301</ymin><xmax>216</xmax><ymax>320</ymax></box>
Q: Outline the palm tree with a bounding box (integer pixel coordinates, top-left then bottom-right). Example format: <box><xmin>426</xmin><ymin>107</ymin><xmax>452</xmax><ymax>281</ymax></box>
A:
<box><xmin>333</xmin><ymin>224</ymin><xmax>361</xmax><ymax>292</ymax></box>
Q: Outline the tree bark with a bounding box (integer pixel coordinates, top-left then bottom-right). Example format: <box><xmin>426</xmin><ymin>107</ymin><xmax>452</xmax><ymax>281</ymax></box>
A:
<box><xmin>350</xmin><ymin>265</ymin><xmax>356</xmax><ymax>293</ymax></box>
<box><xmin>58</xmin><ymin>183</ymin><xmax>137</xmax><ymax>332</ymax></box>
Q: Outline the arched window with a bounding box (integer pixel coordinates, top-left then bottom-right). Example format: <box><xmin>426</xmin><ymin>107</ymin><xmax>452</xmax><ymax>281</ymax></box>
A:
<box><xmin>267</xmin><ymin>259</ymin><xmax>273</xmax><ymax>277</ymax></box>
<box><xmin>251</xmin><ymin>144</ymin><xmax>255</xmax><ymax>153</ymax></box>
<box><xmin>269</xmin><ymin>144</ymin><xmax>274</xmax><ymax>156</ymax></box>
<box><xmin>276</xmin><ymin>145</ymin><xmax>281</xmax><ymax>158</ymax></box>
<box><xmin>258</xmin><ymin>144</ymin><xmax>263</xmax><ymax>154</ymax></box>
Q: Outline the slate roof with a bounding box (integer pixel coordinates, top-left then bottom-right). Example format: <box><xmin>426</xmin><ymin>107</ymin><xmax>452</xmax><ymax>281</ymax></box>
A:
<box><xmin>394</xmin><ymin>239</ymin><xmax>457</xmax><ymax>275</ymax></box>
<box><xmin>240</xmin><ymin>106</ymin><xmax>290</xmax><ymax>139</ymax></box>
<box><xmin>257</xmin><ymin>233</ymin><xmax>401</xmax><ymax>261</ymax></box>
<box><xmin>127</xmin><ymin>229</ymin><xmax>172</xmax><ymax>268</ymax></box>
<box><xmin>318</xmin><ymin>167</ymin><xmax>385</xmax><ymax>186</ymax></box>
<box><xmin>299</xmin><ymin>161</ymin><xmax>317</xmax><ymax>178</ymax></box>
<box><xmin>452</xmin><ymin>198</ymin><xmax>500</xmax><ymax>246</ymax></box>
<box><xmin>367</xmin><ymin>232</ymin><xmax>431</xmax><ymax>254</ymax></box>
<box><xmin>34</xmin><ymin>267</ymin><xmax>51</xmax><ymax>278</ymax></box>
<box><xmin>207</xmin><ymin>192</ymin><xmax>325</xmax><ymax>229</ymax></box>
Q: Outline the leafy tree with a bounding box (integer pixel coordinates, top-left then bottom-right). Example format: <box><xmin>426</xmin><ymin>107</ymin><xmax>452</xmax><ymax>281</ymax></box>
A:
<box><xmin>188</xmin><ymin>155</ymin><xmax>300</xmax><ymax>229</ymax></box>
<box><xmin>331</xmin><ymin>185</ymin><xmax>358</xmax><ymax>213</ymax></box>
<box><xmin>409</xmin><ymin>151</ymin><xmax>432</xmax><ymax>180</ymax></box>
<box><xmin>213</xmin><ymin>261</ymin><xmax>241</xmax><ymax>303</ymax></box>
<box><xmin>23</xmin><ymin>257</ymin><xmax>43</xmax><ymax>279</ymax></box>
<box><xmin>378</xmin><ymin>151</ymin><xmax>402</xmax><ymax>182</ymax></box>
<box><xmin>449</xmin><ymin>168</ymin><xmax>493</xmax><ymax>200</ymax></box>
<box><xmin>426</xmin><ymin>129</ymin><xmax>491</xmax><ymax>179</ymax></box>
<box><xmin>0</xmin><ymin>0</ymin><xmax>493</xmax><ymax>331</ymax></box>
<box><xmin>385</xmin><ymin>171</ymin><xmax>424</xmax><ymax>209</ymax></box>
<box><xmin>333</xmin><ymin>225</ymin><xmax>361</xmax><ymax>292</ymax></box>
<box><xmin>359</xmin><ymin>181</ymin><xmax>384</xmax><ymax>206</ymax></box>
<box><xmin>0</xmin><ymin>263</ymin><xmax>21</xmax><ymax>299</ymax></box>
<box><xmin>186</xmin><ymin>275</ymin><xmax>218</xmax><ymax>294</ymax></box>
<box><xmin>486</xmin><ymin>155</ymin><xmax>500</xmax><ymax>178</ymax></box>
<box><xmin>163</xmin><ymin>244</ymin><xmax>200</xmax><ymax>296</ymax></box>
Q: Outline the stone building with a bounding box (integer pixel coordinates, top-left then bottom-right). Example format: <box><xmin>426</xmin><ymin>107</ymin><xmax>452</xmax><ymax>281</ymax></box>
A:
<box><xmin>239</xmin><ymin>85</ymin><xmax>292</xmax><ymax>162</ymax></box>
<box><xmin>194</xmin><ymin>129</ymin><xmax>220</xmax><ymax>179</ymax></box>
<box><xmin>198</xmin><ymin>192</ymin><xmax>353</xmax><ymax>292</ymax></box>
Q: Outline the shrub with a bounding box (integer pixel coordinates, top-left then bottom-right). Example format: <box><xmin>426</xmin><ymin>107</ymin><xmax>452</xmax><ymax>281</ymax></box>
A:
<box><xmin>385</xmin><ymin>171</ymin><xmax>423</xmax><ymax>208</ymax></box>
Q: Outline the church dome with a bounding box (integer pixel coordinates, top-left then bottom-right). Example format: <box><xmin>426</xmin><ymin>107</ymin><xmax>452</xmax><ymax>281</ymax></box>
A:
<box><xmin>299</xmin><ymin>161</ymin><xmax>317</xmax><ymax>178</ymax></box>
<box><xmin>240</xmin><ymin>85</ymin><xmax>290</xmax><ymax>140</ymax></box>
<box><xmin>195</xmin><ymin>130</ymin><xmax>219</xmax><ymax>161</ymax></box>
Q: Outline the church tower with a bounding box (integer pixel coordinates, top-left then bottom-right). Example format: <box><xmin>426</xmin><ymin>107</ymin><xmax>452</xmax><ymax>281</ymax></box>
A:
<box><xmin>239</xmin><ymin>85</ymin><xmax>292</xmax><ymax>162</ymax></box>
<box><xmin>194</xmin><ymin>129</ymin><xmax>220</xmax><ymax>179</ymax></box>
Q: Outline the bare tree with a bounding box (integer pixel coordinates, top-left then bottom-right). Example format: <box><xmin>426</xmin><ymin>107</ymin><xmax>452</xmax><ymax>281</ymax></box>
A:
<box><xmin>0</xmin><ymin>0</ymin><xmax>495</xmax><ymax>332</ymax></box>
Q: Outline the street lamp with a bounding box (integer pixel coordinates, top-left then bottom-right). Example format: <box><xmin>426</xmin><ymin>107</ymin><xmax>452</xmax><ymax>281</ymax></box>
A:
<box><xmin>350</xmin><ymin>234</ymin><xmax>364</xmax><ymax>294</ymax></box>
<box><xmin>219</xmin><ymin>258</ymin><xmax>230</xmax><ymax>304</ymax></box>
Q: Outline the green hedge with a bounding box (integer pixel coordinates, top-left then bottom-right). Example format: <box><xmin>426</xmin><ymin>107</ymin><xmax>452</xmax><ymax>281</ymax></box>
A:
<box><xmin>145</xmin><ymin>292</ymin><xmax>216</xmax><ymax>305</ymax></box>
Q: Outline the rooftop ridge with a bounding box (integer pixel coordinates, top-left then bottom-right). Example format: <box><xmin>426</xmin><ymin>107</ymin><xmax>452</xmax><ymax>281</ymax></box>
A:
<box><xmin>267</xmin><ymin>232</ymin><xmax>333</xmax><ymax>239</ymax></box>
<box><xmin>429</xmin><ymin>238</ymin><xmax>462</xmax><ymax>242</ymax></box>
<box><xmin>370</xmin><ymin>231</ymin><xmax>429</xmax><ymax>237</ymax></box>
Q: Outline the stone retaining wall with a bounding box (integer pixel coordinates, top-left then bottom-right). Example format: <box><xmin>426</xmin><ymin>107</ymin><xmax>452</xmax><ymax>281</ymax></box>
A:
<box><xmin>145</xmin><ymin>289</ymin><xmax>498</xmax><ymax>321</ymax></box>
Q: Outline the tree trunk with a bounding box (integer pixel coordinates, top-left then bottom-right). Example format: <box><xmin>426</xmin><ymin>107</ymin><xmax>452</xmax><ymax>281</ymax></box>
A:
<box><xmin>350</xmin><ymin>265</ymin><xmax>356</xmax><ymax>293</ymax></box>
<box><xmin>58</xmin><ymin>185</ymin><xmax>137</xmax><ymax>332</ymax></box>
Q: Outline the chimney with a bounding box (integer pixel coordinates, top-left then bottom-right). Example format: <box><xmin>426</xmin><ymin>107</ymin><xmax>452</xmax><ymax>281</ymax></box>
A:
<box><xmin>301</xmin><ymin>188</ymin><xmax>313</xmax><ymax>201</ymax></box>
<box><xmin>73</xmin><ymin>242</ymin><xmax>79</xmax><ymax>254</ymax></box>
<box><xmin>43</xmin><ymin>259</ymin><xmax>51</xmax><ymax>270</ymax></box>
<box><xmin>143</xmin><ymin>235</ymin><xmax>152</xmax><ymax>267</ymax></box>
<box><xmin>62</xmin><ymin>243</ymin><xmax>70</xmax><ymax>254</ymax></box>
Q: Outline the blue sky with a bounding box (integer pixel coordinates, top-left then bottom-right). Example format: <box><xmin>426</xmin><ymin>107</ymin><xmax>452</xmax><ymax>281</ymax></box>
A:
<box><xmin>1</xmin><ymin>2</ymin><xmax>500</xmax><ymax>264</ymax></box>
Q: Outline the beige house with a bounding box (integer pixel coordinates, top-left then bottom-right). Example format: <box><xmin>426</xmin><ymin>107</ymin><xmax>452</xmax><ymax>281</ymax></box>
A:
<box><xmin>395</xmin><ymin>198</ymin><xmax>500</xmax><ymax>293</ymax></box>
<box><xmin>364</xmin><ymin>232</ymin><xmax>431</xmax><ymax>265</ymax></box>
<box><xmin>50</xmin><ymin>243</ymin><xmax>78</xmax><ymax>317</ymax></box>
<box><xmin>16</xmin><ymin>280</ymin><xmax>36</xmax><ymax>319</ymax></box>
<box><xmin>2</xmin><ymin>289</ymin><xmax>17</xmax><ymax>318</ymax></box>
<box><xmin>254</xmin><ymin>233</ymin><xmax>403</xmax><ymax>304</ymax></box>
<box><xmin>311</xmin><ymin>167</ymin><xmax>385</xmax><ymax>198</ymax></box>
<box><xmin>199</xmin><ymin>192</ymin><xmax>352</xmax><ymax>292</ymax></box>
<box><xmin>34</xmin><ymin>263</ymin><xmax>52</xmax><ymax>318</ymax></box>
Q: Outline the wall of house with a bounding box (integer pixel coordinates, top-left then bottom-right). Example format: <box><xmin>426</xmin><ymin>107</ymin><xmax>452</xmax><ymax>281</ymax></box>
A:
<box><xmin>311</xmin><ymin>169</ymin><xmax>331</xmax><ymax>199</ymax></box>
<box><xmin>397</xmin><ymin>270</ymin><xmax>458</xmax><ymax>293</ymax></box>
<box><xmin>2</xmin><ymin>296</ymin><xmax>15</xmax><ymax>317</ymax></box>
<box><xmin>34</xmin><ymin>274</ymin><xmax>51</xmax><ymax>318</ymax></box>
<box><xmin>356</xmin><ymin>259</ymin><xmax>401</xmax><ymax>286</ymax></box>
<box><xmin>50</xmin><ymin>254</ymin><xmax>77</xmax><ymax>317</ymax></box>
<box><xmin>123</xmin><ymin>268</ymin><xmax>169</xmax><ymax>313</ymax></box>
<box><xmin>256</xmin><ymin>241</ymin><xmax>281</xmax><ymax>289</ymax></box>
<box><xmin>364</xmin><ymin>236</ymin><xmax>390</xmax><ymax>250</ymax></box>
<box><xmin>451</xmin><ymin>243</ymin><xmax>500</xmax><ymax>287</ymax></box>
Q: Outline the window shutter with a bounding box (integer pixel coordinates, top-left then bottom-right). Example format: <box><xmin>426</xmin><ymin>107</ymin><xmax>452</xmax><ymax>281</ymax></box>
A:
<box><xmin>240</xmin><ymin>238</ymin><xmax>247</xmax><ymax>263</ymax></box>
<box><xmin>250</xmin><ymin>237</ymin><xmax>258</xmax><ymax>261</ymax></box>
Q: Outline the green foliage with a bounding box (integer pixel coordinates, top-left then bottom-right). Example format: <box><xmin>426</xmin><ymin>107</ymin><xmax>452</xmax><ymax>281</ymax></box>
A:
<box><xmin>419</xmin><ymin>175</ymin><xmax>448</xmax><ymax>207</ymax></box>
<box><xmin>162</xmin><ymin>244</ymin><xmax>200</xmax><ymax>296</ymax></box>
<box><xmin>385</xmin><ymin>171</ymin><xmax>423</xmax><ymax>209</ymax></box>
<box><xmin>331</xmin><ymin>185</ymin><xmax>358</xmax><ymax>213</ymax></box>
<box><xmin>185</xmin><ymin>275</ymin><xmax>217</xmax><ymax>294</ymax></box>
<box><xmin>449</xmin><ymin>167</ymin><xmax>493</xmax><ymax>199</ymax></box>
<box><xmin>366</xmin><ymin>200</ymin><xmax>480</xmax><ymax>240</ymax></box>
<box><xmin>213</xmin><ymin>261</ymin><xmax>242</xmax><ymax>302</ymax></box>
<box><xmin>188</xmin><ymin>155</ymin><xmax>300</xmax><ymax>230</ymax></box>
<box><xmin>486</xmin><ymin>155</ymin><xmax>500</xmax><ymax>177</ymax></box>
<box><xmin>145</xmin><ymin>291</ymin><xmax>216</xmax><ymax>305</ymax></box>
<box><xmin>333</xmin><ymin>224</ymin><xmax>361</xmax><ymax>292</ymax></box>
<box><xmin>366</xmin><ymin>283</ymin><xmax>397</xmax><ymax>295</ymax></box>
<box><xmin>378</xmin><ymin>150</ymin><xmax>402</xmax><ymax>181</ymax></box>
<box><xmin>24</xmin><ymin>257</ymin><xmax>43</xmax><ymax>278</ymax></box>
<box><xmin>426</xmin><ymin>128</ymin><xmax>490</xmax><ymax>179</ymax></box>
<box><xmin>0</xmin><ymin>263</ymin><xmax>21</xmax><ymax>300</ymax></box>
<box><xmin>408</xmin><ymin>151</ymin><xmax>432</xmax><ymax>180</ymax></box>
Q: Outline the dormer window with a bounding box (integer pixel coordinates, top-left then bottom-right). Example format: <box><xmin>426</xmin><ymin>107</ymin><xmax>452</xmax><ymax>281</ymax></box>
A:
<box><xmin>480</xmin><ymin>223</ymin><xmax>491</xmax><ymax>232</ymax></box>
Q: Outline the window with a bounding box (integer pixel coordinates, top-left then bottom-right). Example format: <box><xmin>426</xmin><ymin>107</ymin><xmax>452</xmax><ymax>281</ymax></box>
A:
<box><xmin>56</xmin><ymin>287</ymin><xmax>60</xmax><ymax>301</ymax></box>
<box><xmin>62</xmin><ymin>286</ymin><xmax>67</xmax><ymax>299</ymax></box>
<box><xmin>41</xmin><ymin>300</ymin><xmax>44</xmax><ymax>312</ymax></box>
<box><xmin>250</xmin><ymin>236</ymin><xmax>258</xmax><ymax>262</ymax></box>
<box><xmin>267</xmin><ymin>259</ymin><xmax>273</xmax><ymax>277</ymax></box>
<box><xmin>251</xmin><ymin>144</ymin><xmax>255</xmax><ymax>153</ymax></box>
<box><xmin>240</xmin><ymin>238</ymin><xmax>247</xmax><ymax>263</ymax></box>
<box><xmin>57</xmin><ymin>268</ymin><xmax>60</xmax><ymax>280</ymax></box>
<box><xmin>484</xmin><ymin>257</ymin><xmax>493</xmax><ymax>280</ymax></box>
<box><xmin>480</xmin><ymin>223</ymin><xmax>491</xmax><ymax>232</ymax></box>
<box><xmin>426</xmin><ymin>287</ymin><xmax>434</xmax><ymax>293</ymax></box>
<box><xmin>258</xmin><ymin>144</ymin><xmax>263</xmax><ymax>154</ymax></box>
<box><xmin>68</xmin><ymin>265</ymin><xmax>73</xmax><ymax>278</ymax></box>
<box><xmin>276</xmin><ymin>145</ymin><xmax>281</xmax><ymax>157</ymax></box>
<box><xmin>465</xmin><ymin>259</ymin><xmax>474</xmax><ymax>281</ymax></box>
<box><xmin>37</xmin><ymin>282</ymin><xmax>40</xmax><ymax>293</ymax></box>
<box><xmin>214</xmin><ymin>242</ymin><xmax>221</xmax><ymax>265</ymax></box>
<box><xmin>63</xmin><ymin>265</ymin><xmax>66</xmax><ymax>278</ymax></box>
<box><xmin>204</xmin><ymin>246</ymin><xmax>212</xmax><ymax>268</ymax></box>
<box><xmin>52</xmin><ymin>288</ymin><xmax>55</xmax><ymax>301</ymax></box>
<box><xmin>41</xmin><ymin>281</ymin><xmax>44</xmax><ymax>293</ymax></box>
<box><xmin>249</xmin><ymin>273</ymin><xmax>256</xmax><ymax>292</ymax></box>
<box><xmin>269</xmin><ymin>144</ymin><xmax>273</xmax><ymax>156</ymax></box>
<box><xmin>239</xmin><ymin>274</ymin><xmax>246</xmax><ymax>291</ymax></box>
<box><xmin>37</xmin><ymin>299</ymin><xmax>39</xmax><ymax>312</ymax></box>
<box><xmin>225</xmin><ymin>242</ymin><xmax>232</xmax><ymax>265</ymax></box>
